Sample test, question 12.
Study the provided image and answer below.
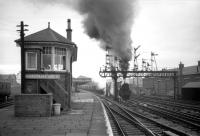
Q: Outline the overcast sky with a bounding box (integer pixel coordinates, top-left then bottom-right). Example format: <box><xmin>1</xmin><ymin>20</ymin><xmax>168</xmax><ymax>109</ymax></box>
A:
<box><xmin>0</xmin><ymin>0</ymin><xmax>200</xmax><ymax>87</ymax></box>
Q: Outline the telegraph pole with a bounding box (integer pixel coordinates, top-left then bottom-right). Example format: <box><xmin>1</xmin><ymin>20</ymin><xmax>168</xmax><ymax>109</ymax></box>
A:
<box><xmin>17</xmin><ymin>21</ymin><xmax>28</xmax><ymax>94</ymax></box>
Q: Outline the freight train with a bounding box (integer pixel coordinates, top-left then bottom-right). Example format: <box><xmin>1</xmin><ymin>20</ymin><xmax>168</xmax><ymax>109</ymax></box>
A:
<box><xmin>0</xmin><ymin>82</ymin><xmax>11</xmax><ymax>102</ymax></box>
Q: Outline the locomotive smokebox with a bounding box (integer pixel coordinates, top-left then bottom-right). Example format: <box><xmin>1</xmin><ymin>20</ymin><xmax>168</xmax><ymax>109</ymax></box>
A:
<box><xmin>119</xmin><ymin>83</ymin><xmax>131</xmax><ymax>101</ymax></box>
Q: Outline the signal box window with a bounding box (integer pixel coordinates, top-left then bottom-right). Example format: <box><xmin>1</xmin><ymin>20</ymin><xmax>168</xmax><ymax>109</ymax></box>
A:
<box><xmin>26</xmin><ymin>52</ymin><xmax>37</xmax><ymax>70</ymax></box>
<box><xmin>42</xmin><ymin>47</ymin><xmax>52</xmax><ymax>70</ymax></box>
<box><xmin>54</xmin><ymin>47</ymin><xmax>66</xmax><ymax>71</ymax></box>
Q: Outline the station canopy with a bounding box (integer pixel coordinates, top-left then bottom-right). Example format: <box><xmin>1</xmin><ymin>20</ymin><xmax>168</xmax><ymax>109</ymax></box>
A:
<box><xmin>73</xmin><ymin>76</ymin><xmax>92</xmax><ymax>84</ymax></box>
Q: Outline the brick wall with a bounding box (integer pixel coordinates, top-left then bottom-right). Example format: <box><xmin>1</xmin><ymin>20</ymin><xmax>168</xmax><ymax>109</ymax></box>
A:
<box><xmin>143</xmin><ymin>78</ymin><xmax>174</xmax><ymax>96</ymax></box>
<box><xmin>14</xmin><ymin>94</ymin><xmax>52</xmax><ymax>117</ymax></box>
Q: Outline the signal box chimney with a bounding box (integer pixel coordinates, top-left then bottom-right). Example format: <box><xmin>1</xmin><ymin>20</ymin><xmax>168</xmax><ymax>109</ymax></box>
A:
<box><xmin>66</xmin><ymin>19</ymin><xmax>72</xmax><ymax>41</ymax></box>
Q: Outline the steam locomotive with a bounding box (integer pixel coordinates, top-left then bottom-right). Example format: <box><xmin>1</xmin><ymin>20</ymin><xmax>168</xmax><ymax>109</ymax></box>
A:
<box><xmin>119</xmin><ymin>83</ymin><xmax>131</xmax><ymax>100</ymax></box>
<box><xmin>106</xmin><ymin>80</ymin><xmax>131</xmax><ymax>101</ymax></box>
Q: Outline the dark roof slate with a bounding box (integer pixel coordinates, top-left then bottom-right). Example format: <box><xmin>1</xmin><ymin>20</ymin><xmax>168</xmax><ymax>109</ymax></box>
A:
<box><xmin>16</xmin><ymin>27</ymin><xmax>71</xmax><ymax>44</ymax></box>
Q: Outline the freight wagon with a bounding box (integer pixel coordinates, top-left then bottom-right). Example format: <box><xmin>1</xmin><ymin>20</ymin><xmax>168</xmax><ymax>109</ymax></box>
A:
<box><xmin>0</xmin><ymin>82</ymin><xmax>11</xmax><ymax>102</ymax></box>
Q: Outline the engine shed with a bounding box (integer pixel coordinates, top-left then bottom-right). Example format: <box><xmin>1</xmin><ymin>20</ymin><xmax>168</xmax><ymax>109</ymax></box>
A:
<box><xmin>182</xmin><ymin>82</ymin><xmax>200</xmax><ymax>101</ymax></box>
<box><xmin>15</xmin><ymin>19</ymin><xmax>77</xmax><ymax>109</ymax></box>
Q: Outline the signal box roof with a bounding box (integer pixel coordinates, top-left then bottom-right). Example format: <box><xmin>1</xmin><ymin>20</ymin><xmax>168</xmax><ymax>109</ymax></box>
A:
<box><xmin>15</xmin><ymin>26</ymin><xmax>77</xmax><ymax>61</ymax></box>
<box><xmin>15</xmin><ymin>27</ymin><xmax>74</xmax><ymax>45</ymax></box>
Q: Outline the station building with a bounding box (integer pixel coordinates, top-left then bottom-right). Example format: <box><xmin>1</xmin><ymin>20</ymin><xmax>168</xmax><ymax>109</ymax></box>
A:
<box><xmin>15</xmin><ymin>19</ymin><xmax>77</xmax><ymax>109</ymax></box>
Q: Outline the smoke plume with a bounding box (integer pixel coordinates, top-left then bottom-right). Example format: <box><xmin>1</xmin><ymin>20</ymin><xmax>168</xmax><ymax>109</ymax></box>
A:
<box><xmin>28</xmin><ymin>0</ymin><xmax>136</xmax><ymax>68</ymax></box>
<box><xmin>75</xmin><ymin>0</ymin><xmax>135</xmax><ymax>61</ymax></box>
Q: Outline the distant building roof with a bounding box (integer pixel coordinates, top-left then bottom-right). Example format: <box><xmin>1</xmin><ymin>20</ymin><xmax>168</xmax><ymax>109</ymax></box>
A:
<box><xmin>73</xmin><ymin>76</ymin><xmax>92</xmax><ymax>84</ymax></box>
<box><xmin>77</xmin><ymin>75</ymin><xmax>91</xmax><ymax>79</ymax></box>
<box><xmin>183</xmin><ymin>82</ymin><xmax>200</xmax><ymax>88</ymax></box>
<box><xmin>182</xmin><ymin>66</ymin><xmax>199</xmax><ymax>75</ymax></box>
<box><xmin>169</xmin><ymin>65</ymin><xmax>200</xmax><ymax>75</ymax></box>
<box><xmin>15</xmin><ymin>27</ymin><xmax>74</xmax><ymax>45</ymax></box>
<box><xmin>0</xmin><ymin>74</ymin><xmax>18</xmax><ymax>86</ymax></box>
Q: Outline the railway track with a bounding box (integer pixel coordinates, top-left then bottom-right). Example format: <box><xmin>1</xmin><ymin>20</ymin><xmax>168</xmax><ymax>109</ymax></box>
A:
<box><xmin>133</xmin><ymin>96</ymin><xmax>200</xmax><ymax>113</ymax></box>
<box><xmin>129</xmin><ymin>95</ymin><xmax>200</xmax><ymax>119</ymax></box>
<box><xmin>100</xmin><ymin>96</ymin><xmax>189</xmax><ymax>136</ymax></box>
<box><xmin>126</xmin><ymin>101</ymin><xmax>200</xmax><ymax>131</ymax></box>
<box><xmin>141</xmin><ymin>95</ymin><xmax>200</xmax><ymax>106</ymax></box>
<box><xmin>0</xmin><ymin>101</ymin><xmax>14</xmax><ymax>109</ymax></box>
<box><xmin>102</xmin><ymin>99</ymin><xmax>155</xmax><ymax>136</ymax></box>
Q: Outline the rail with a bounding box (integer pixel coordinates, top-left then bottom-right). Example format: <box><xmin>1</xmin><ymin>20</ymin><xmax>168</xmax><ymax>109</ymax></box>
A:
<box><xmin>98</xmin><ymin>95</ymin><xmax>190</xmax><ymax>136</ymax></box>
<box><xmin>102</xmin><ymin>100</ymin><xmax>126</xmax><ymax>136</ymax></box>
<box><xmin>0</xmin><ymin>101</ymin><xmax>14</xmax><ymax>109</ymax></box>
<box><xmin>127</xmin><ymin>99</ymin><xmax>200</xmax><ymax>130</ymax></box>
<box><xmin>132</xmin><ymin>95</ymin><xmax>200</xmax><ymax>112</ymax></box>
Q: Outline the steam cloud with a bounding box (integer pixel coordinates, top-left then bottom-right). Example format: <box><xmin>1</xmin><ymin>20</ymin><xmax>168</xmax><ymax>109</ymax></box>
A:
<box><xmin>28</xmin><ymin>0</ymin><xmax>136</xmax><ymax>66</ymax></box>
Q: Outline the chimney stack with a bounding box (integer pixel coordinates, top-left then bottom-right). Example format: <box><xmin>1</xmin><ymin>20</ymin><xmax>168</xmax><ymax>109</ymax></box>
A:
<box><xmin>48</xmin><ymin>22</ymin><xmax>50</xmax><ymax>28</ymax></box>
<box><xmin>179</xmin><ymin>61</ymin><xmax>184</xmax><ymax>69</ymax></box>
<box><xmin>66</xmin><ymin>19</ymin><xmax>72</xmax><ymax>41</ymax></box>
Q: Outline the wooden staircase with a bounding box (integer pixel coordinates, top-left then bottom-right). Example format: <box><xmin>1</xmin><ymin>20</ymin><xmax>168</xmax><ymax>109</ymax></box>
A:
<box><xmin>40</xmin><ymin>80</ymin><xmax>68</xmax><ymax>109</ymax></box>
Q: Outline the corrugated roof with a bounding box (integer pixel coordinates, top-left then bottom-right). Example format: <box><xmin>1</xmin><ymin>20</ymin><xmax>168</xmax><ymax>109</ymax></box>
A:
<box><xmin>183</xmin><ymin>82</ymin><xmax>200</xmax><ymax>88</ymax></box>
<box><xmin>77</xmin><ymin>75</ymin><xmax>91</xmax><ymax>79</ymax></box>
<box><xmin>16</xmin><ymin>27</ymin><xmax>71</xmax><ymax>44</ymax></box>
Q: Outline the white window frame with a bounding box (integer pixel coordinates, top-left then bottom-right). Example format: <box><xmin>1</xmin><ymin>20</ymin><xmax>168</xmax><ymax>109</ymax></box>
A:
<box><xmin>41</xmin><ymin>46</ymin><xmax>67</xmax><ymax>72</ymax></box>
<box><xmin>41</xmin><ymin>47</ymin><xmax>53</xmax><ymax>71</ymax></box>
<box><xmin>54</xmin><ymin>47</ymin><xmax>66</xmax><ymax>71</ymax></box>
<box><xmin>26</xmin><ymin>51</ymin><xmax>37</xmax><ymax>70</ymax></box>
